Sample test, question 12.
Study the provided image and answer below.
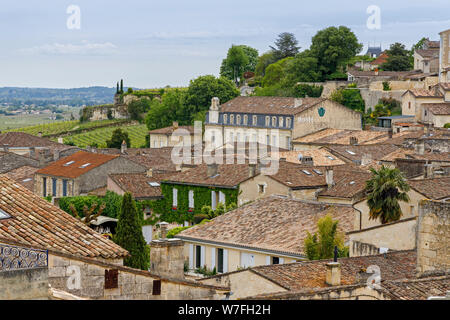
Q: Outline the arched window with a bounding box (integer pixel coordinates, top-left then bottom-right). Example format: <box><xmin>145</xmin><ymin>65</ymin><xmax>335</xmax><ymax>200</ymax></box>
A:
<box><xmin>253</xmin><ymin>115</ymin><xmax>257</xmax><ymax>126</ymax></box>
<box><xmin>243</xmin><ymin>115</ymin><xmax>248</xmax><ymax>125</ymax></box>
<box><xmin>272</xmin><ymin>116</ymin><xmax>277</xmax><ymax>127</ymax></box>
<box><xmin>230</xmin><ymin>114</ymin><xmax>234</xmax><ymax>124</ymax></box>
<box><xmin>223</xmin><ymin>114</ymin><xmax>228</xmax><ymax>124</ymax></box>
<box><xmin>286</xmin><ymin>118</ymin><xmax>292</xmax><ymax>128</ymax></box>
<box><xmin>265</xmin><ymin>116</ymin><xmax>270</xmax><ymax>127</ymax></box>
<box><xmin>236</xmin><ymin>115</ymin><xmax>241</xmax><ymax>124</ymax></box>
<box><xmin>279</xmin><ymin>117</ymin><xmax>284</xmax><ymax>127</ymax></box>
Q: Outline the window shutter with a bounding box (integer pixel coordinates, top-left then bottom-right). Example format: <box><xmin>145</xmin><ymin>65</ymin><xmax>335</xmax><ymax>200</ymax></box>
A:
<box><xmin>152</xmin><ymin>280</ymin><xmax>161</xmax><ymax>295</ymax></box>
<box><xmin>104</xmin><ymin>269</ymin><xmax>119</xmax><ymax>289</ymax></box>
<box><xmin>219</xmin><ymin>191</ymin><xmax>225</xmax><ymax>204</ymax></box>
<box><xmin>266</xmin><ymin>256</ymin><xmax>271</xmax><ymax>265</ymax></box>
<box><xmin>211</xmin><ymin>247</ymin><xmax>216</xmax><ymax>270</ymax></box>
<box><xmin>211</xmin><ymin>191</ymin><xmax>217</xmax><ymax>210</ymax></box>
<box><xmin>223</xmin><ymin>249</ymin><xmax>228</xmax><ymax>273</ymax></box>
<box><xmin>188</xmin><ymin>244</ymin><xmax>194</xmax><ymax>269</ymax></box>
<box><xmin>188</xmin><ymin>190</ymin><xmax>194</xmax><ymax>208</ymax></box>
<box><xmin>279</xmin><ymin>258</ymin><xmax>284</xmax><ymax>264</ymax></box>
<box><xmin>200</xmin><ymin>246</ymin><xmax>206</xmax><ymax>267</ymax></box>
<box><xmin>173</xmin><ymin>188</ymin><xmax>178</xmax><ymax>207</ymax></box>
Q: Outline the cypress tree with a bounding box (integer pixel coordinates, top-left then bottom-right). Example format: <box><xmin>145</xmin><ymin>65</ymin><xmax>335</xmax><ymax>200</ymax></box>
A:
<box><xmin>113</xmin><ymin>192</ymin><xmax>149</xmax><ymax>270</ymax></box>
<box><xmin>116</xmin><ymin>82</ymin><xmax>119</xmax><ymax>94</ymax></box>
<box><xmin>120</xmin><ymin>79</ymin><xmax>124</xmax><ymax>94</ymax></box>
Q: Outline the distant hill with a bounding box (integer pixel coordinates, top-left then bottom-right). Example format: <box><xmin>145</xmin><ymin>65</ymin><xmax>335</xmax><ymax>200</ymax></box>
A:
<box><xmin>0</xmin><ymin>87</ymin><xmax>116</xmax><ymax>107</ymax></box>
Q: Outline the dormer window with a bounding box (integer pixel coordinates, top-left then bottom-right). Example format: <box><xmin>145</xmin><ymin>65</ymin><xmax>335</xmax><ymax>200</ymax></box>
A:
<box><xmin>223</xmin><ymin>114</ymin><xmax>228</xmax><ymax>124</ymax></box>
<box><xmin>230</xmin><ymin>114</ymin><xmax>234</xmax><ymax>125</ymax></box>
<box><xmin>279</xmin><ymin>117</ymin><xmax>284</xmax><ymax>127</ymax></box>
<box><xmin>286</xmin><ymin>118</ymin><xmax>292</xmax><ymax>128</ymax></box>
<box><xmin>253</xmin><ymin>115</ymin><xmax>257</xmax><ymax>126</ymax></box>
<box><xmin>265</xmin><ymin>116</ymin><xmax>270</xmax><ymax>127</ymax></box>
<box><xmin>272</xmin><ymin>117</ymin><xmax>277</xmax><ymax>127</ymax></box>
<box><xmin>0</xmin><ymin>208</ymin><xmax>11</xmax><ymax>220</ymax></box>
<box><xmin>236</xmin><ymin>115</ymin><xmax>241</xmax><ymax>124</ymax></box>
<box><xmin>243</xmin><ymin>115</ymin><xmax>248</xmax><ymax>125</ymax></box>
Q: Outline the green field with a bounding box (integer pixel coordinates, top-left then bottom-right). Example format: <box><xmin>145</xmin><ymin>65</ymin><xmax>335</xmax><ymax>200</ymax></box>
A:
<box><xmin>61</xmin><ymin>124</ymin><xmax>148</xmax><ymax>148</ymax></box>
<box><xmin>4</xmin><ymin>119</ymin><xmax>128</xmax><ymax>136</ymax></box>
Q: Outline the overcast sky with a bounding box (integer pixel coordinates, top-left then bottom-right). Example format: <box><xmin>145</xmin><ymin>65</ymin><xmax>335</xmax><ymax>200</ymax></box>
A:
<box><xmin>0</xmin><ymin>0</ymin><xmax>449</xmax><ymax>88</ymax></box>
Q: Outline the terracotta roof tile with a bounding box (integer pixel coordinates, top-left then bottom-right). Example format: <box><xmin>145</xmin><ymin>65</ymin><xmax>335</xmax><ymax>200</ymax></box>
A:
<box><xmin>326</xmin><ymin>144</ymin><xmax>399</xmax><ymax>163</ymax></box>
<box><xmin>108</xmin><ymin>172</ymin><xmax>171</xmax><ymax>199</ymax></box>
<box><xmin>178</xmin><ymin>196</ymin><xmax>356</xmax><ymax>257</ymax></box>
<box><xmin>408</xmin><ymin>177</ymin><xmax>450</xmax><ymax>200</ymax></box>
<box><xmin>319</xmin><ymin>168</ymin><xmax>371</xmax><ymax>199</ymax></box>
<box><xmin>149</xmin><ymin>125</ymin><xmax>194</xmax><ymax>135</ymax></box>
<box><xmin>4</xmin><ymin>166</ymin><xmax>39</xmax><ymax>191</ymax></box>
<box><xmin>379</xmin><ymin>275</ymin><xmax>450</xmax><ymax>300</ymax></box>
<box><xmin>0</xmin><ymin>132</ymin><xmax>72</xmax><ymax>150</ymax></box>
<box><xmin>279</xmin><ymin>149</ymin><xmax>347</xmax><ymax>166</ymax></box>
<box><xmin>294</xmin><ymin>129</ymin><xmax>388</xmax><ymax>145</ymax></box>
<box><xmin>422</xmin><ymin>103</ymin><xmax>450</xmax><ymax>115</ymax></box>
<box><xmin>0</xmin><ymin>175</ymin><xmax>128</xmax><ymax>259</ymax></box>
<box><xmin>36</xmin><ymin>151</ymin><xmax>118</xmax><ymax>178</ymax></box>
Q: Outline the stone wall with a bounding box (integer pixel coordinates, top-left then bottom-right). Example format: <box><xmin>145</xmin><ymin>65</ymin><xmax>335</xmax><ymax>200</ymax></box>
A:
<box><xmin>47</xmin><ymin>253</ymin><xmax>228</xmax><ymax>300</ymax></box>
<box><xmin>348</xmin><ymin>217</ymin><xmax>417</xmax><ymax>257</ymax></box>
<box><xmin>0</xmin><ymin>268</ymin><xmax>49</xmax><ymax>300</ymax></box>
<box><xmin>416</xmin><ymin>200</ymin><xmax>450</xmax><ymax>276</ymax></box>
<box><xmin>0</xmin><ymin>152</ymin><xmax>40</xmax><ymax>174</ymax></box>
<box><xmin>359</xmin><ymin>88</ymin><xmax>405</xmax><ymax>112</ymax></box>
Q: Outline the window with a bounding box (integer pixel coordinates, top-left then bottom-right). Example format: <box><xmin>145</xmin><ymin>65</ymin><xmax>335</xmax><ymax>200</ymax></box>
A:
<box><xmin>236</xmin><ymin>133</ymin><xmax>241</xmax><ymax>142</ymax></box>
<box><xmin>258</xmin><ymin>184</ymin><xmax>265</xmax><ymax>194</ymax></box>
<box><xmin>241</xmin><ymin>252</ymin><xmax>255</xmax><ymax>268</ymax></box>
<box><xmin>286</xmin><ymin>137</ymin><xmax>291</xmax><ymax>149</ymax></box>
<box><xmin>63</xmin><ymin>161</ymin><xmax>75</xmax><ymax>166</ymax></box>
<box><xmin>188</xmin><ymin>190</ymin><xmax>194</xmax><ymax>208</ymax></box>
<box><xmin>272</xmin><ymin>116</ymin><xmax>277</xmax><ymax>127</ymax></box>
<box><xmin>211</xmin><ymin>191</ymin><xmax>218</xmax><ymax>210</ymax></box>
<box><xmin>229</xmin><ymin>132</ymin><xmax>234</xmax><ymax>142</ymax></box>
<box><xmin>272</xmin><ymin>257</ymin><xmax>280</xmax><ymax>265</ymax></box>
<box><xmin>0</xmin><ymin>208</ymin><xmax>10</xmax><ymax>220</ymax></box>
<box><xmin>408</xmin><ymin>102</ymin><xmax>411</xmax><ymax>109</ymax></box>
<box><xmin>63</xmin><ymin>180</ymin><xmax>68</xmax><ymax>197</ymax></box>
<box><xmin>104</xmin><ymin>269</ymin><xmax>119</xmax><ymax>289</ymax></box>
<box><xmin>272</xmin><ymin>135</ymin><xmax>277</xmax><ymax>146</ymax></box>
<box><xmin>79</xmin><ymin>163</ymin><xmax>91</xmax><ymax>168</ymax></box>
<box><xmin>217</xmin><ymin>249</ymin><xmax>224</xmax><ymax>273</ymax></box>
<box><xmin>265</xmin><ymin>116</ymin><xmax>270</xmax><ymax>127</ymax></box>
<box><xmin>172</xmin><ymin>188</ymin><xmax>178</xmax><ymax>207</ymax></box>
<box><xmin>279</xmin><ymin>117</ymin><xmax>284</xmax><ymax>127</ymax></box>
<box><xmin>424</xmin><ymin>110</ymin><xmax>428</xmax><ymax>116</ymax></box>
<box><xmin>410</xmin><ymin>206</ymin><xmax>415</xmax><ymax>216</ymax></box>
<box><xmin>286</xmin><ymin>118</ymin><xmax>292</xmax><ymax>128</ymax></box>
<box><xmin>148</xmin><ymin>182</ymin><xmax>160</xmax><ymax>187</ymax></box>
<box><xmin>219</xmin><ymin>191</ymin><xmax>226</xmax><ymax>204</ymax></box>
<box><xmin>243</xmin><ymin>115</ymin><xmax>248</xmax><ymax>125</ymax></box>
<box><xmin>223</xmin><ymin>114</ymin><xmax>227</xmax><ymax>124</ymax></box>
<box><xmin>346</xmin><ymin>150</ymin><xmax>356</xmax><ymax>155</ymax></box>
<box><xmin>252</xmin><ymin>134</ymin><xmax>257</xmax><ymax>142</ymax></box>
<box><xmin>230</xmin><ymin>114</ymin><xmax>234</xmax><ymax>124</ymax></box>
<box><xmin>252</xmin><ymin>115</ymin><xmax>257</xmax><ymax>126</ymax></box>
<box><xmin>302</xmin><ymin>169</ymin><xmax>312</xmax><ymax>175</ymax></box>
<box><xmin>236</xmin><ymin>115</ymin><xmax>241</xmax><ymax>124</ymax></box>
<box><xmin>52</xmin><ymin>178</ymin><xmax>57</xmax><ymax>197</ymax></box>
<box><xmin>152</xmin><ymin>280</ymin><xmax>161</xmax><ymax>295</ymax></box>
<box><xmin>195</xmin><ymin>245</ymin><xmax>202</xmax><ymax>268</ymax></box>
<box><xmin>43</xmin><ymin>177</ymin><xmax>47</xmax><ymax>197</ymax></box>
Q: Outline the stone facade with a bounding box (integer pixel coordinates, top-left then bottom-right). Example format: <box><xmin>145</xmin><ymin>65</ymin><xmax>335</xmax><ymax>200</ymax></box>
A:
<box><xmin>0</xmin><ymin>267</ymin><xmax>49</xmax><ymax>300</ymax></box>
<box><xmin>47</xmin><ymin>253</ymin><xmax>228</xmax><ymax>300</ymax></box>
<box><xmin>150</xmin><ymin>238</ymin><xmax>185</xmax><ymax>279</ymax></box>
<box><xmin>416</xmin><ymin>200</ymin><xmax>450</xmax><ymax>276</ymax></box>
<box><xmin>0</xmin><ymin>152</ymin><xmax>40</xmax><ymax>174</ymax></box>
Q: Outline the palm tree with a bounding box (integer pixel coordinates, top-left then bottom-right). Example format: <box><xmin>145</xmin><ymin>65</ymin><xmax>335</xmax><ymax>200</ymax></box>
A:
<box><xmin>366</xmin><ymin>166</ymin><xmax>410</xmax><ymax>224</ymax></box>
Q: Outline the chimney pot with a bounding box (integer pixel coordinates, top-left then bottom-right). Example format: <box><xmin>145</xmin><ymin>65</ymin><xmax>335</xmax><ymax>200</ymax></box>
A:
<box><xmin>38</xmin><ymin>132</ymin><xmax>42</xmax><ymax>138</ymax></box>
<box><xmin>121</xmin><ymin>140</ymin><xmax>127</xmax><ymax>154</ymax></box>
<box><xmin>147</xmin><ymin>168</ymin><xmax>153</xmax><ymax>177</ymax></box>
<box><xmin>248</xmin><ymin>163</ymin><xmax>258</xmax><ymax>177</ymax></box>
<box><xmin>159</xmin><ymin>222</ymin><xmax>169</xmax><ymax>240</ymax></box>
<box><xmin>326</xmin><ymin>262</ymin><xmax>341</xmax><ymax>286</ymax></box>
<box><xmin>173</xmin><ymin>121</ymin><xmax>179</xmax><ymax>129</ymax></box>
<box><xmin>325</xmin><ymin>166</ymin><xmax>334</xmax><ymax>189</ymax></box>
<box><xmin>388</xmin><ymin>129</ymin><xmax>393</xmax><ymax>139</ymax></box>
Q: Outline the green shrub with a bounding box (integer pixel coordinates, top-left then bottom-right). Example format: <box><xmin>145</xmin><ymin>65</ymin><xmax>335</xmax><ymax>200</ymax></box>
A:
<box><xmin>167</xmin><ymin>226</ymin><xmax>191</xmax><ymax>238</ymax></box>
<box><xmin>193</xmin><ymin>214</ymin><xmax>209</xmax><ymax>224</ymax></box>
<box><xmin>444</xmin><ymin>123</ymin><xmax>450</xmax><ymax>128</ymax></box>
<box><xmin>382</xmin><ymin>81</ymin><xmax>391</xmax><ymax>91</ymax></box>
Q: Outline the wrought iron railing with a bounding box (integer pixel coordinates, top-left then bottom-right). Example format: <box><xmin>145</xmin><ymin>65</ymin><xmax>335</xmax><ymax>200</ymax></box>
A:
<box><xmin>0</xmin><ymin>243</ymin><xmax>48</xmax><ymax>271</ymax></box>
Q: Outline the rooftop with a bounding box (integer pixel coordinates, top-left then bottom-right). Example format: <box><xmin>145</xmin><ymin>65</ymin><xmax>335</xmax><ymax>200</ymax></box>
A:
<box><xmin>408</xmin><ymin>177</ymin><xmax>450</xmax><ymax>200</ymax></box>
<box><xmin>4</xmin><ymin>165</ymin><xmax>39</xmax><ymax>191</ymax></box>
<box><xmin>422</xmin><ymin>103</ymin><xmax>450</xmax><ymax>115</ymax></box>
<box><xmin>0</xmin><ymin>175</ymin><xmax>128</xmax><ymax>259</ymax></box>
<box><xmin>293</xmin><ymin>128</ymin><xmax>389</xmax><ymax>145</ymax></box>
<box><xmin>218</xmin><ymin>96</ymin><xmax>325</xmax><ymax>116</ymax></box>
<box><xmin>0</xmin><ymin>131</ymin><xmax>74</xmax><ymax>150</ymax></box>
<box><xmin>36</xmin><ymin>151</ymin><xmax>118</xmax><ymax>178</ymax></box>
<box><xmin>108</xmin><ymin>172</ymin><xmax>171</xmax><ymax>200</ymax></box>
<box><xmin>148</xmin><ymin>125</ymin><xmax>195</xmax><ymax>135</ymax></box>
<box><xmin>178</xmin><ymin>196</ymin><xmax>356</xmax><ymax>257</ymax></box>
<box><xmin>278</xmin><ymin>149</ymin><xmax>347</xmax><ymax>166</ymax></box>
<box><xmin>326</xmin><ymin>144</ymin><xmax>399</xmax><ymax>163</ymax></box>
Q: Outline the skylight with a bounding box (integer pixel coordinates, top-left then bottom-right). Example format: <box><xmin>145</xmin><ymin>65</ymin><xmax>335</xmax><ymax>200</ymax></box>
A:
<box><xmin>0</xmin><ymin>208</ymin><xmax>10</xmax><ymax>220</ymax></box>
<box><xmin>22</xmin><ymin>178</ymin><xmax>32</xmax><ymax>182</ymax></box>
<box><xmin>148</xmin><ymin>182</ymin><xmax>160</xmax><ymax>187</ymax></box>
<box><xmin>326</xmin><ymin>156</ymin><xmax>335</xmax><ymax>160</ymax></box>
<box><xmin>346</xmin><ymin>150</ymin><xmax>356</xmax><ymax>155</ymax></box>
<box><xmin>79</xmin><ymin>163</ymin><xmax>91</xmax><ymax>168</ymax></box>
<box><xmin>302</xmin><ymin>169</ymin><xmax>312</xmax><ymax>175</ymax></box>
<box><xmin>313</xmin><ymin>169</ymin><xmax>322</xmax><ymax>175</ymax></box>
<box><xmin>64</xmin><ymin>161</ymin><xmax>75</xmax><ymax>166</ymax></box>
<box><xmin>349</xmin><ymin>181</ymin><xmax>355</xmax><ymax>185</ymax></box>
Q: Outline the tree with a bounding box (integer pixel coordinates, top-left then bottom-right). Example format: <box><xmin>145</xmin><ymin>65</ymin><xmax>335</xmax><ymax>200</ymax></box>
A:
<box><xmin>113</xmin><ymin>192</ymin><xmax>149</xmax><ymax>270</ymax></box>
<box><xmin>120</xmin><ymin>79</ymin><xmax>124</xmax><ymax>94</ymax></box>
<box><xmin>185</xmin><ymin>75</ymin><xmax>240</xmax><ymax>115</ymax></box>
<box><xmin>255</xmin><ymin>51</ymin><xmax>276</xmax><ymax>77</ymax></box>
<box><xmin>106</xmin><ymin>128</ymin><xmax>130</xmax><ymax>149</ymax></box>
<box><xmin>145</xmin><ymin>89</ymin><xmax>187</xmax><ymax>130</ymax></box>
<box><xmin>381</xmin><ymin>43</ymin><xmax>412</xmax><ymax>71</ymax></box>
<box><xmin>366</xmin><ymin>166</ymin><xmax>410</xmax><ymax>224</ymax></box>
<box><xmin>116</xmin><ymin>82</ymin><xmax>120</xmax><ymax>94</ymax></box>
<box><xmin>330</xmin><ymin>87</ymin><xmax>365</xmax><ymax>112</ymax></box>
<box><xmin>310</xmin><ymin>26</ymin><xmax>363</xmax><ymax>78</ymax></box>
<box><xmin>221</xmin><ymin>45</ymin><xmax>258</xmax><ymax>82</ymax></box>
<box><xmin>128</xmin><ymin>98</ymin><xmax>151</xmax><ymax>121</ymax></box>
<box><xmin>69</xmin><ymin>202</ymin><xmax>105</xmax><ymax>225</ymax></box>
<box><xmin>304</xmin><ymin>213</ymin><xmax>348</xmax><ymax>260</ymax></box>
<box><xmin>270</xmin><ymin>32</ymin><xmax>300</xmax><ymax>61</ymax></box>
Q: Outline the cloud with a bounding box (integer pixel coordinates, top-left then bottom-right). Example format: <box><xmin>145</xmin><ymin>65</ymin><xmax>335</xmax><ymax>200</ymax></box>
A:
<box><xmin>19</xmin><ymin>40</ymin><xmax>118</xmax><ymax>56</ymax></box>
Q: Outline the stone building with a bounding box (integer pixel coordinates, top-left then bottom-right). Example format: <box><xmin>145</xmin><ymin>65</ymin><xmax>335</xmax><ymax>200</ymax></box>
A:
<box><xmin>34</xmin><ymin>151</ymin><xmax>147</xmax><ymax>197</ymax></box>
<box><xmin>0</xmin><ymin>150</ymin><xmax>40</xmax><ymax>174</ymax></box>
<box><xmin>414</xmin><ymin>39</ymin><xmax>440</xmax><ymax>74</ymax></box>
<box><xmin>439</xmin><ymin>29</ymin><xmax>450</xmax><ymax>83</ymax></box>
<box><xmin>149</xmin><ymin>122</ymin><xmax>195</xmax><ymax>148</ymax></box>
<box><xmin>204</xmin><ymin>96</ymin><xmax>362</xmax><ymax>151</ymax></box>
<box><xmin>177</xmin><ymin>196</ymin><xmax>356</xmax><ymax>274</ymax></box>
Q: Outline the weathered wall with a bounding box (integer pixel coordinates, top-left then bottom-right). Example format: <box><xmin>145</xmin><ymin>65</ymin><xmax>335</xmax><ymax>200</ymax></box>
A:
<box><xmin>348</xmin><ymin>217</ymin><xmax>417</xmax><ymax>257</ymax></box>
<box><xmin>239</xmin><ymin>174</ymin><xmax>290</xmax><ymax>205</ymax></box>
<box><xmin>0</xmin><ymin>152</ymin><xmax>40</xmax><ymax>174</ymax></box>
<box><xmin>360</xmin><ymin>88</ymin><xmax>405</xmax><ymax>113</ymax></box>
<box><xmin>47</xmin><ymin>253</ymin><xmax>227</xmax><ymax>300</ymax></box>
<box><xmin>416</xmin><ymin>200</ymin><xmax>450</xmax><ymax>276</ymax></box>
<box><xmin>0</xmin><ymin>268</ymin><xmax>49</xmax><ymax>300</ymax></box>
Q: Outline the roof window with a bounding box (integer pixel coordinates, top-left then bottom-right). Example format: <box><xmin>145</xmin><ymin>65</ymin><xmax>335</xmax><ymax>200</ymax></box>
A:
<box><xmin>302</xmin><ymin>169</ymin><xmax>312</xmax><ymax>175</ymax></box>
<box><xmin>313</xmin><ymin>169</ymin><xmax>322</xmax><ymax>175</ymax></box>
<box><xmin>64</xmin><ymin>161</ymin><xmax>75</xmax><ymax>166</ymax></box>
<box><xmin>148</xmin><ymin>182</ymin><xmax>160</xmax><ymax>187</ymax></box>
<box><xmin>0</xmin><ymin>208</ymin><xmax>10</xmax><ymax>220</ymax></box>
<box><xmin>346</xmin><ymin>150</ymin><xmax>356</xmax><ymax>155</ymax></box>
<box><xmin>79</xmin><ymin>163</ymin><xmax>91</xmax><ymax>168</ymax></box>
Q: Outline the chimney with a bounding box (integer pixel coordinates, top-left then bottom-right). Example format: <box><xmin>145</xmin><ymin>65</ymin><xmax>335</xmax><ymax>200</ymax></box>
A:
<box><xmin>172</xmin><ymin>121</ymin><xmax>179</xmax><ymax>129</ymax></box>
<box><xmin>38</xmin><ymin>150</ymin><xmax>46</xmax><ymax>167</ymax></box>
<box><xmin>416</xmin><ymin>141</ymin><xmax>425</xmax><ymax>155</ymax></box>
<box><xmin>248</xmin><ymin>163</ymin><xmax>258</xmax><ymax>177</ymax></box>
<box><xmin>121</xmin><ymin>140</ymin><xmax>127</xmax><ymax>154</ymax></box>
<box><xmin>29</xmin><ymin>147</ymin><xmax>35</xmax><ymax>158</ymax></box>
<box><xmin>326</xmin><ymin>247</ymin><xmax>341</xmax><ymax>286</ymax></box>
<box><xmin>361</xmin><ymin>153</ymin><xmax>372</xmax><ymax>166</ymax></box>
<box><xmin>349</xmin><ymin>136</ymin><xmax>358</xmax><ymax>145</ymax></box>
<box><xmin>38</xmin><ymin>132</ymin><xmax>42</xmax><ymax>138</ymax></box>
<box><xmin>149</xmin><ymin>221</ymin><xmax>185</xmax><ymax>279</ymax></box>
<box><xmin>388</xmin><ymin>129</ymin><xmax>393</xmax><ymax>139</ymax></box>
<box><xmin>53</xmin><ymin>150</ymin><xmax>60</xmax><ymax>161</ymax></box>
<box><xmin>2</xmin><ymin>145</ymin><xmax>9</xmax><ymax>153</ymax></box>
<box><xmin>325</xmin><ymin>166</ymin><xmax>334</xmax><ymax>189</ymax></box>
<box><xmin>211</xmin><ymin>97</ymin><xmax>220</xmax><ymax>110</ymax></box>
<box><xmin>425</xmin><ymin>161</ymin><xmax>434</xmax><ymax>179</ymax></box>
<box><xmin>279</xmin><ymin>157</ymin><xmax>286</xmax><ymax>162</ymax></box>
<box><xmin>206</xmin><ymin>163</ymin><xmax>218</xmax><ymax>177</ymax></box>
<box><xmin>294</xmin><ymin>98</ymin><xmax>303</xmax><ymax>107</ymax></box>
<box><xmin>147</xmin><ymin>168</ymin><xmax>153</xmax><ymax>177</ymax></box>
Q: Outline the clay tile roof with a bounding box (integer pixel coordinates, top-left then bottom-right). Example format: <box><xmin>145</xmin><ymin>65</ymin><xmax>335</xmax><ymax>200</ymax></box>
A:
<box><xmin>162</xmin><ymin>163</ymin><xmax>254</xmax><ymax>188</ymax></box>
<box><xmin>294</xmin><ymin>129</ymin><xmax>388</xmax><ymax>145</ymax></box>
<box><xmin>248</xmin><ymin>250</ymin><xmax>417</xmax><ymax>290</ymax></box>
<box><xmin>380</xmin><ymin>148</ymin><xmax>415</xmax><ymax>162</ymax></box>
<box><xmin>268</xmin><ymin>161</ymin><xmax>328</xmax><ymax>188</ymax></box>
<box><xmin>108</xmin><ymin>172</ymin><xmax>171</xmax><ymax>199</ymax></box>
<box><xmin>407</xmin><ymin>152</ymin><xmax>450</xmax><ymax>162</ymax></box>
<box><xmin>326</xmin><ymin>144</ymin><xmax>399</xmax><ymax>162</ymax></box>
<box><xmin>404</xmin><ymin>88</ymin><xmax>443</xmax><ymax>98</ymax></box>
<box><xmin>278</xmin><ymin>149</ymin><xmax>347</xmax><ymax>166</ymax></box>
<box><xmin>0</xmin><ymin>175</ymin><xmax>128</xmax><ymax>259</ymax></box>
<box><xmin>36</xmin><ymin>151</ymin><xmax>118</xmax><ymax>178</ymax></box>
<box><xmin>408</xmin><ymin>177</ymin><xmax>450</xmax><ymax>200</ymax></box>
<box><xmin>178</xmin><ymin>196</ymin><xmax>356</xmax><ymax>257</ymax></box>
<box><xmin>415</xmin><ymin>49</ymin><xmax>440</xmax><ymax>59</ymax></box>
<box><xmin>440</xmin><ymin>83</ymin><xmax>450</xmax><ymax>91</ymax></box>
<box><xmin>149</xmin><ymin>125</ymin><xmax>195</xmax><ymax>135</ymax></box>
<box><xmin>219</xmin><ymin>96</ymin><xmax>325</xmax><ymax>115</ymax></box>
<box><xmin>0</xmin><ymin>132</ymin><xmax>71</xmax><ymax>150</ymax></box>
<box><xmin>4</xmin><ymin>165</ymin><xmax>39</xmax><ymax>191</ymax></box>
<box><xmin>422</xmin><ymin>103</ymin><xmax>450</xmax><ymax>115</ymax></box>
<box><xmin>379</xmin><ymin>275</ymin><xmax>450</xmax><ymax>300</ymax></box>
<box><xmin>319</xmin><ymin>168</ymin><xmax>371</xmax><ymax>199</ymax></box>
